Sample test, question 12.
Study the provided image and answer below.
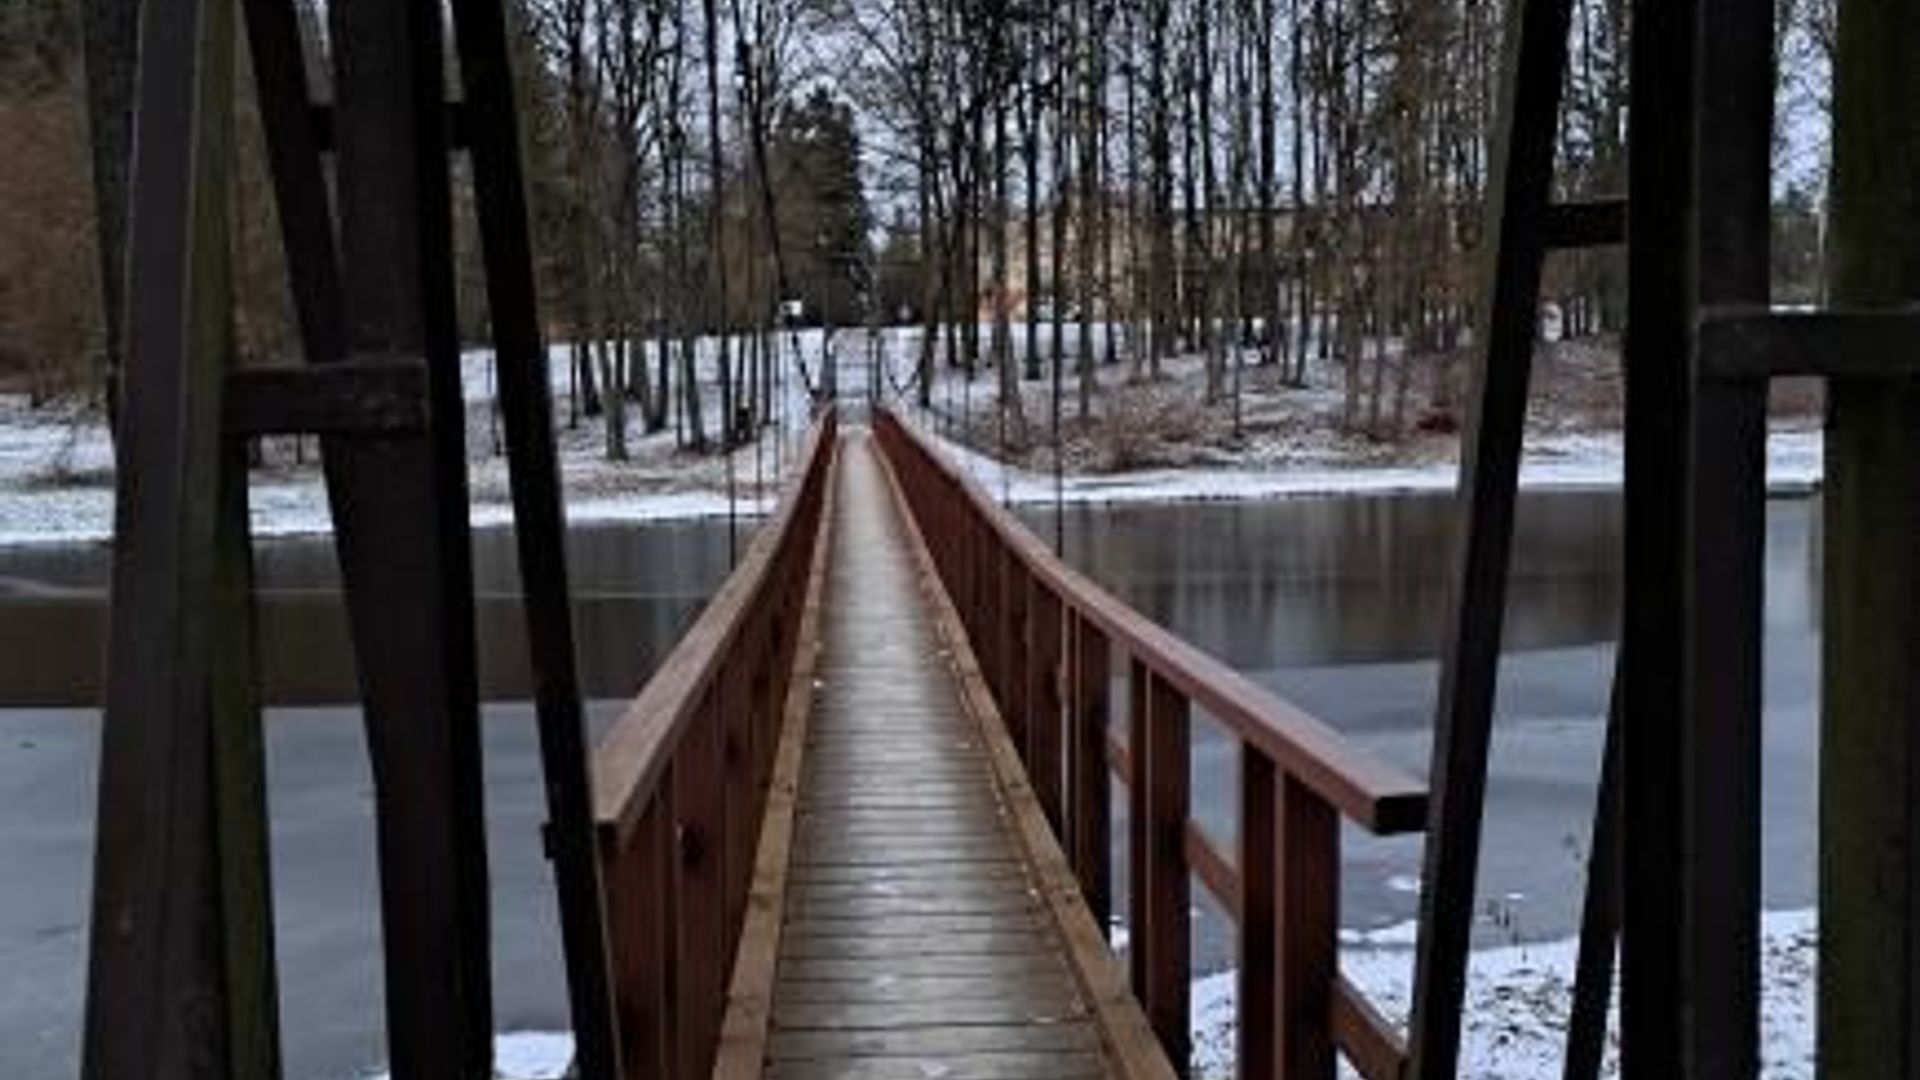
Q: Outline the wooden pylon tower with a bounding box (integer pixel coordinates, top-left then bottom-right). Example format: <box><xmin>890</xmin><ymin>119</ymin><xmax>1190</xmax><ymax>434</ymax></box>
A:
<box><xmin>80</xmin><ymin>2</ymin><xmax>621</xmax><ymax>1078</ymax></box>
<box><xmin>1399</xmin><ymin>0</ymin><xmax>1893</xmax><ymax>1078</ymax></box>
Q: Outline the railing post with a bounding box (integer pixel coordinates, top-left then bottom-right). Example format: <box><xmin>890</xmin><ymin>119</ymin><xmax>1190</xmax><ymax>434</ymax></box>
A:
<box><xmin>1142</xmin><ymin>674</ymin><xmax>1192</xmax><ymax>1074</ymax></box>
<box><xmin>607</xmin><ymin>792</ymin><xmax>675</xmax><ymax>1079</ymax></box>
<box><xmin>725</xmin><ymin>648</ymin><xmax>754</xmax><ymax>959</ymax></box>
<box><xmin>1004</xmin><ymin>558</ymin><xmax>1031</xmax><ymax>755</ymax></box>
<box><xmin>674</xmin><ymin>691</ymin><xmax>728</xmax><ymax>1080</ymax></box>
<box><xmin>757</xmin><ymin>598</ymin><xmax>782</xmax><ymax>795</ymax></box>
<box><xmin>955</xmin><ymin>496</ymin><xmax>972</xmax><ymax>632</ymax></box>
<box><xmin>1070</xmin><ymin>616</ymin><xmax>1112</xmax><ymax>928</ymax></box>
<box><xmin>967</xmin><ymin>514</ymin><xmax>985</xmax><ymax>652</ymax></box>
<box><xmin>1279</xmin><ymin>774</ymin><xmax>1338</xmax><ymax>1079</ymax></box>
<box><xmin>976</xmin><ymin>514</ymin><xmax>992</xmax><ymax>650</ymax></box>
<box><xmin>988</xmin><ymin>544</ymin><xmax>1010</xmax><ymax>707</ymax></box>
<box><xmin>1028</xmin><ymin>577</ymin><xmax>1064</xmax><ymax>831</ymax></box>
<box><xmin>1239</xmin><ymin>747</ymin><xmax>1279</xmax><ymax>1079</ymax></box>
<box><xmin>1129</xmin><ymin>658</ymin><xmax>1149</xmax><ymax>996</ymax></box>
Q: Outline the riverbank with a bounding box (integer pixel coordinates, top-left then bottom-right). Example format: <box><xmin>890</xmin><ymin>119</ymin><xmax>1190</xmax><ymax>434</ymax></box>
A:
<box><xmin>926</xmin><ymin>417</ymin><xmax>1824</xmax><ymax>509</ymax></box>
<box><xmin>0</xmin><ymin>349</ymin><xmax>806</xmax><ymax>547</ymax></box>
<box><xmin>1191</xmin><ymin>908</ymin><xmax>1817</xmax><ymax>1079</ymax></box>
<box><xmin>0</xmin><ymin>388</ymin><xmax>1823</xmax><ymax>548</ymax></box>
<box><xmin>0</xmin><ymin>330</ymin><xmax>1829</xmax><ymax>547</ymax></box>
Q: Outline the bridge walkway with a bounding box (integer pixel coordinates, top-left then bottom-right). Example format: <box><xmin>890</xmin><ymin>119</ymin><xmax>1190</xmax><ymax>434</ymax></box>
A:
<box><xmin>759</xmin><ymin>434</ymin><xmax>1122</xmax><ymax>1080</ymax></box>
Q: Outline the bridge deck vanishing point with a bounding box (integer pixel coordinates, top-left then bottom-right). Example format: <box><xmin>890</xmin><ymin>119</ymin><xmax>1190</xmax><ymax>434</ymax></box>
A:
<box><xmin>760</xmin><ymin>434</ymin><xmax>1126</xmax><ymax>1079</ymax></box>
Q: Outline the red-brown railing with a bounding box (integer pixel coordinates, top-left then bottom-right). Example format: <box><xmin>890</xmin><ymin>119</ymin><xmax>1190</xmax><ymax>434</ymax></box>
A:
<box><xmin>591</xmin><ymin>407</ymin><xmax>836</xmax><ymax>1080</ymax></box>
<box><xmin>873</xmin><ymin>408</ymin><xmax>1427</xmax><ymax>1080</ymax></box>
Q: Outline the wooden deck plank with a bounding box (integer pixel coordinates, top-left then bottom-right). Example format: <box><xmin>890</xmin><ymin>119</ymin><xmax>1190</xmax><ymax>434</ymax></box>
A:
<box><xmin>773</xmin><ymin>996</ymin><xmax>1089</xmax><ymax>1030</ymax></box>
<box><xmin>768</xmin><ymin>1023</ymin><xmax>1104</xmax><ymax>1060</ymax></box>
<box><xmin>777</xmin><ymin>952</ymin><xmax>1069</xmax><ymax>982</ymax></box>
<box><xmin>755</xmin><ymin>435</ymin><xmax>1123</xmax><ymax>1078</ymax></box>
<box><xmin>767</xmin><ymin>1049</ymin><xmax>1109</xmax><ymax>1080</ymax></box>
<box><xmin>779</xmin><ymin>929</ymin><xmax>1060</xmax><ymax>961</ymax></box>
<box><xmin>774</xmin><ymin>973</ymin><xmax>1082</xmax><ymax>1004</ymax></box>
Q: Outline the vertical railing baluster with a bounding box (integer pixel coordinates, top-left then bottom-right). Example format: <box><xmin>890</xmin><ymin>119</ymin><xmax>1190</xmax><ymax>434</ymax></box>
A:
<box><xmin>1143</xmin><ymin>674</ymin><xmax>1192</xmax><ymax>1075</ymax></box>
<box><xmin>674</xmin><ymin>690</ymin><xmax>727</xmax><ymax>1080</ymax></box>
<box><xmin>1028</xmin><ymin>578</ymin><xmax>1064</xmax><ymax>830</ymax></box>
<box><xmin>1128</xmin><ymin>658</ymin><xmax>1150</xmax><ymax>997</ymax></box>
<box><xmin>1004</xmin><ymin>559</ymin><xmax>1032</xmax><ymax>755</ymax></box>
<box><xmin>968</xmin><ymin>514</ymin><xmax>985</xmax><ymax>643</ymax></box>
<box><xmin>754</xmin><ymin>600</ymin><xmax>776</xmax><ymax>798</ymax></box>
<box><xmin>725</xmin><ymin>646</ymin><xmax>755</xmax><ymax>956</ymax></box>
<box><xmin>607</xmin><ymin>792</ymin><xmax>674</xmax><ymax>1079</ymax></box>
<box><xmin>1279</xmin><ymin>775</ymin><xmax>1338</xmax><ymax>1079</ymax></box>
<box><xmin>989</xmin><ymin>545</ymin><xmax>1007</xmax><ymax>706</ymax></box>
<box><xmin>1070</xmin><ymin>617</ymin><xmax>1113</xmax><ymax>929</ymax></box>
<box><xmin>1238</xmin><ymin>747</ymin><xmax>1279</xmax><ymax>1079</ymax></box>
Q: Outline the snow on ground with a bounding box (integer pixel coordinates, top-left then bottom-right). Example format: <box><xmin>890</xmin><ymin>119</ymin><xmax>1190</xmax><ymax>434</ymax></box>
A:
<box><xmin>0</xmin><ymin>328</ymin><xmax>1826</xmax><ymax>547</ymax></box>
<box><xmin>353</xmin><ymin>1031</ymin><xmax>572</xmax><ymax>1079</ymax></box>
<box><xmin>1190</xmin><ymin>909</ymin><xmax>1818</xmax><ymax>1080</ymax></box>
<box><xmin>879</xmin><ymin>330</ymin><xmax>1825</xmax><ymax>506</ymax></box>
<box><xmin>0</xmin><ymin>342</ymin><xmax>818</xmax><ymax>546</ymax></box>
<box><xmin>918</xmin><ymin>413</ymin><xmax>1824</xmax><ymax>510</ymax></box>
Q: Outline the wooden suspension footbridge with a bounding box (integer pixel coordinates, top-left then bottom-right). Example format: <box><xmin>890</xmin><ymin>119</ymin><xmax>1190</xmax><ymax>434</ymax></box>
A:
<box><xmin>76</xmin><ymin>0</ymin><xmax>1920</xmax><ymax>1077</ymax></box>
<box><xmin>587</xmin><ymin>410</ymin><xmax>1424</xmax><ymax>1080</ymax></box>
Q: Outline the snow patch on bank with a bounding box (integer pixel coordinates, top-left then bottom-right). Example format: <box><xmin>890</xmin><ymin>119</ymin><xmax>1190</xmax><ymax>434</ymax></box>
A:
<box><xmin>925</xmin><ymin>418</ymin><xmax>1825</xmax><ymax>511</ymax></box>
<box><xmin>0</xmin><ymin>344</ymin><xmax>805</xmax><ymax>547</ymax></box>
<box><xmin>353</xmin><ymin>1030</ymin><xmax>573</xmax><ymax>1079</ymax></box>
<box><xmin>1191</xmin><ymin>908</ymin><xmax>1818</xmax><ymax>1079</ymax></box>
<box><xmin>0</xmin><ymin>331</ymin><xmax>1826</xmax><ymax>547</ymax></box>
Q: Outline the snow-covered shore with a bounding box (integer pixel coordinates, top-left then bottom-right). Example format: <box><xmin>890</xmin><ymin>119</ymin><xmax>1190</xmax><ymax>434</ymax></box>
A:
<box><xmin>0</xmin><ymin>329</ymin><xmax>1831</xmax><ymax>547</ymax></box>
<box><xmin>0</xmin><ymin>388</ymin><xmax>1823</xmax><ymax>548</ymax></box>
<box><xmin>1194</xmin><ymin>909</ymin><xmax>1817</xmax><ymax>1080</ymax></box>
<box><xmin>0</xmin><ymin>347</ymin><xmax>810</xmax><ymax>548</ymax></box>
<box><xmin>926</xmin><ymin>419</ymin><xmax>1825</xmax><ymax>512</ymax></box>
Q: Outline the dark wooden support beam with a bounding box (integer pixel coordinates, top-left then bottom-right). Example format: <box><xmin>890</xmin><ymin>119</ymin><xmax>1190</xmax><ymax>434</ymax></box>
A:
<box><xmin>1698</xmin><ymin>307</ymin><xmax>1920</xmax><ymax>380</ymax></box>
<box><xmin>1619</xmin><ymin>0</ymin><xmax>1695</xmax><ymax>1070</ymax></box>
<box><xmin>326</xmin><ymin>2</ymin><xmax>494</xmax><ymax>1074</ymax></box>
<box><xmin>223</xmin><ymin>359</ymin><xmax>429</xmax><ymax>436</ymax></box>
<box><xmin>444</xmin><ymin>0</ymin><xmax>622</xmax><ymax>1071</ymax></box>
<box><xmin>81</xmin><ymin>1</ymin><xmax>281</xmax><ymax>1076</ymax></box>
<box><xmin>1541</xmin><ymin>198</ymin><xmax>1628</xmax><ymax>250</ymax></box>
<box><xmin>1406</xmin><ymin>0</ymin><xmax>1575</xmax><ymax>1075</ymax></box>
<box><xmin>310</xmin><ymin>100</ymin><xmax>473</xmax><ymax>152</ymax></box>
<box><xmin>1680</xmin><ymin>0</ymin><xmax>1773</xmax><ymax>1074</ymax></box>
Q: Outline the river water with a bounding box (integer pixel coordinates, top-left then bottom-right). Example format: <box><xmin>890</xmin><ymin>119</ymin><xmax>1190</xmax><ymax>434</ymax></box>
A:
<box><xmin>0</xmin><ymin>492</ymin><xmax>1820</xmax><ymax>1077</ymax></box>
<box><xmin>1028</xmin><ymin>491</ymin><xmax>1819</xmax><ymax>975</ymax></box>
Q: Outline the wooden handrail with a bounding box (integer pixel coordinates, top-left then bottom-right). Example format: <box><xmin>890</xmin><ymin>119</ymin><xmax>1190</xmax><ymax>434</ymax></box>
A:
<box><xmin>592</xmin><ymin>409</ymin><xmax>837</xmax><ymax>844</ymax></box>
<box><xmin>873</xmin><ymin>409</ymin><xmax>1425</xmax><ymax>834</ymax></box>
<box><xmin>872</xmin><ymin>406</ymin><xmax>1425</xmax><ymax>1080</ymax></box>
<box><xmin>589</xmin><ymin>406</ymin><xmax>837</xmax><ymax>1080</ymax></box>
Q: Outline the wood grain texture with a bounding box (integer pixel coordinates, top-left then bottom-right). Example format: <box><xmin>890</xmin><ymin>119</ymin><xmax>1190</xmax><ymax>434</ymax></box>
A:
<box><xmin>875</xmin><ymin>437</ymin><xmax>1179</xmax><ymax>1080</ymax></box>
<box><xmin>760</xmin><ymin>436</ymin><xmax>1124</xmax><ymax>1080</ymax></box>
<box><xmin>712</xmin><ymin>447</ymin><xmax>838</xmax><ymax>1080</ymax></box>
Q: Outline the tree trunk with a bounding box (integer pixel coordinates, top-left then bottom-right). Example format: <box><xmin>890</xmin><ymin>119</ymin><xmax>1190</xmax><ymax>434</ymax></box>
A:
<box><xmin>702</xmin><ymin>0</ymin><xmax>733</xmax><ymax>449</ymax></box>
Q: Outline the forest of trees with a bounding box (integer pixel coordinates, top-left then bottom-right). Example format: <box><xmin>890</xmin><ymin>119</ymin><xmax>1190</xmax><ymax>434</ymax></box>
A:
<box><xmin>0</xmin><ymin>0</ymin><xmax>1838</xmax><ymax>455</ymax></box>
